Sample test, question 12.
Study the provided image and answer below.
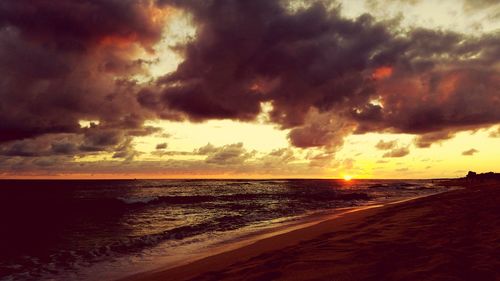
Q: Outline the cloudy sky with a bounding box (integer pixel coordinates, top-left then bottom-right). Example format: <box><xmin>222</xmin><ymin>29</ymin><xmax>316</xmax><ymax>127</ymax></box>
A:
<box><xmin>0</xmin><ymin>0</ymin><xmax>499</xmax><ymax>179</ymax></box>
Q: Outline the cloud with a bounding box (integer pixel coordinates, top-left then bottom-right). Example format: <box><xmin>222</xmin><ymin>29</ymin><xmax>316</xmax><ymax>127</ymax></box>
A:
<box><xmin>362</xmin><ymin>66</ymin><xmax>500</xmax><ymax>135</ymax></box>
<box><xmin>150</xmin><ymin>150</ymin><xmax>192</xmax><ymax>158</ymax></box>
<box><xmin>306</xmin><ymin>151</ymin><xmax>336</xmax><ymax>167</ymax></box>
<box><xmin>151</xmin><ymin>1</ymin><xmax>396</xmax><ymax>129</ymax></box>
<box><xmin>79</xmin><ymin>129</ymin><xmax>125</xmax><ymax>152</ymax></box>
<box><xmin>462</xmin><ymin>148</ymin><xmax>478</xmax><ymax>155</ymax></box>
<box><xmin>0</xmin><ymin>0</ymin><xmax>165</xmax><ymax>49</ymax></box>
<box><xmin>375</xmin><ymin>139</ymin><xmax>409</xmax><ymax>158</ymax></box>
<box><xmin>112</xmin><ymin>138</ymin><xmax>140</xmax><ymax>161</ymax></box>
<box><xmin>383</xmin><ymin>147</ymin><xmax>410</xmax><ymax>158</ymax></box>
<box><xmin>0</xmin><ymin>134</ymin><xmax>82</xmax><ymax>157</ymax></box>
<box><xmin>0</xmin><ymin>0</ymin><xmax>167</xmax><ymax>144</ymax></box>
<box><xmin>128</xmin><ymin>126</ymin><xmax>163</xmax><ymax>137</ymax></box>
<box><xmin>154</xmin><ymin>0</ymin><xmax>499</xmax><ymax>143</ymax></box>
<box><xmin>261</xmin><ymin>148</ymin><xmax>295</xmax><ymax>166</ymax></box>
<box><xmin>414</xmin><ymin>131</ymin><xmax>456</xmax><ymax>148</ymax></box>
<box><xmin>0</xmin><ymin>126</ymin><xmax>139</xmax><ymax>160</ymax></box>
<box><xmin>288</xmin><ymin>110</ymin><xmax>356</xmax><ymax>151</ymax></box>
<box><xmin>156</xmin><ymin>143</ymin><xmax>168</xmax><ymax>150</ymax></box>
<box><xmin>489</xmin><ymin>126</ymin><xmax>500</xmax><ymax>137</ymax></box>
<box><xmin>463</xmin><ymin>0</ymin><xmax>500</xmax><ymax>13</ymax></box>
<box><xmin>375</xmin><ymin>140</ymin><xmax>397</xmax><ymax>150</ymax></box>
<box><xmin>0</xmin><ymin>139</ymin><xmax>50</xmax><ymax>157</ymax></box>
<box><xmin>195</xmin><ymin>143</ymin><xmax>219</xmax><ymax>155</ymax></box>
<box><xmin>0</xmin><ymin>0</ymin><xmax>499</xmax><ymax>176</ymax></box>
<box><xmin>200</xmin><ymin>143</ymin><xmax>256</xmax><ymax>165</ymax></box>
<box><xmin>51</xmin><ymin>142</ymin><xmax>79</xmax><ymax>155</ymax></box>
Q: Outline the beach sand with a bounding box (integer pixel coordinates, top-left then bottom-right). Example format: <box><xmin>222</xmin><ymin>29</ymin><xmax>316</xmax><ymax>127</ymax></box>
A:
<box><xmin>121</xmin><ymin>181</ymin><xmax>500</xmax><ymax>281</ymax></box>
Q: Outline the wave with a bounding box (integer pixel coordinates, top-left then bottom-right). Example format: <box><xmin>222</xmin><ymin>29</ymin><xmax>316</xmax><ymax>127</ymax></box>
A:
<box><xmin>117</xmin><ymin>196</ymin><xmax>159</xmax><ymax>204</ymax></box>
<box><xmin>115</xmin><ymin>192</ymin><xmax>371</xmax><ymax>207</ymax></box>
<box><xmin>368</xmin><ymin>182</ymin><xmax>435</xmax><ymax>190</ymax></box>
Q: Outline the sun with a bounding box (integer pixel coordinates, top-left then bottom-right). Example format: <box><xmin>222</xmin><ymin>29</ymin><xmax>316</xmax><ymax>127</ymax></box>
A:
<box><xmin>343</xmin><ymin>175</ymin><xmax>353</xmax><ymax>181</ymax></box>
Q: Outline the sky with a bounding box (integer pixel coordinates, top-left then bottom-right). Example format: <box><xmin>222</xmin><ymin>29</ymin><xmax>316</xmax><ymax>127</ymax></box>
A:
<box><xmin>0</xmin><ymin>0</ymin><xmax>499</xmax><ymax>179</ymax></box>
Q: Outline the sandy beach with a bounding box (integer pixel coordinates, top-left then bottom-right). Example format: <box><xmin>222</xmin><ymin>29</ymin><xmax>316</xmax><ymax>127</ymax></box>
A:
<box><xmin>121</xmin><ymin>181</ymin><xmax>500</xmax><ymax>281</ymax></box>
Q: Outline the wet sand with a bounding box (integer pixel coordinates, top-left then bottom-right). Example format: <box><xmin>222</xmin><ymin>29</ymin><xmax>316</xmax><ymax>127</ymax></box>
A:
<box><xmin>121</xmin><ymin>181</ymin><xmax>500</xmax><ymax>281</ymax></box>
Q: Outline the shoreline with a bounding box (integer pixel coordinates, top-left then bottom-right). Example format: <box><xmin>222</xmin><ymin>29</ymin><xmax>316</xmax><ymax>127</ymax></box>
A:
<box><xmin>119</xmin><ymin>187</ymin><xmax>463</xmax><ymax>281</ymax></box>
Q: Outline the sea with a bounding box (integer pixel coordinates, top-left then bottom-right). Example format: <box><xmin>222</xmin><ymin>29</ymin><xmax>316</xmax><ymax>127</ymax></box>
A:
<box><xmin>0</xmin><ymin>179</ymin><xmax>455</xmax><ymax>281</ymax></box>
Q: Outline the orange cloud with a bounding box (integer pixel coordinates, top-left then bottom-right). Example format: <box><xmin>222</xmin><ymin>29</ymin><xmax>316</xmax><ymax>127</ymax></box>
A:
<box><xmin>99</xmin><ymin>34</ymin><xmax>138</xmax><ymax>48</ymax></box>
<box><xmin>372</xmin><ymin>66</ymin><xmax>393</xmax><ymax>80</ymax></box>
<box><xmin>98</xmin><ymin>5</ymin><xmax>172</xmax><ymax>49</ymax></box>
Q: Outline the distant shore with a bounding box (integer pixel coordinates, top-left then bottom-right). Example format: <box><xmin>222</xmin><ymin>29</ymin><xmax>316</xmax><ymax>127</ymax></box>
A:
<box><xmin>119</xmin><ymin>179</ymin><xmax>500</xmax><ymax>281</ymax></box>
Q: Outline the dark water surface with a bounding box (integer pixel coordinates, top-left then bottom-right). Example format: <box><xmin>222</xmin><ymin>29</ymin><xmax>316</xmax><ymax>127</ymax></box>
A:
<box><xmin>0</xmin><ymin>179</ymin><xmax>452</xmax><ymax>280</ymax></box>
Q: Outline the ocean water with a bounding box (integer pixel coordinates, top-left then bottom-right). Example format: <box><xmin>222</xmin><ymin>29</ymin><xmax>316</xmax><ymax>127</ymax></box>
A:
<box><xmin>0</xmin><ymin>179</ymin><xmax>452</xmax><ymax>280</ymax></box>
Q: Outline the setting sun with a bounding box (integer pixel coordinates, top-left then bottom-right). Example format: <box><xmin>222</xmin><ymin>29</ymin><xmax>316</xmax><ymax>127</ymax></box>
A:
<box><xmin>343</xmin><ymin>175</ymin><xmax>353</xmax><ymax>181</ymax></box>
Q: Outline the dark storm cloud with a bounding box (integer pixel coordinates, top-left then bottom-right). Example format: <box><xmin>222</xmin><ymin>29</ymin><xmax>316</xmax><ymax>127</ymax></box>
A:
<box><xmin>153</xmin><ymin>0</ymin><xmax>393</xmax><ymax>128</ymax></box>
<box><xmin>0</xmin><ymin>0</ymin><xmax>163</xmax><ymax>50</ymax></box>
<box><xmin>358</xmin><ymin>63</ymin><xmax>500</xmax><ymax>136</ymax></box>
<box><xmin>151</xmin><ymin>0</ymin><xmax>499</xmax><ymax>149</ymax></box>
<box><xmin>351</xmin><ymin>27</ymin><xmax>500</xmax><ymax>137</ymax></box>
<box><xmin>0</xmin><ymin>0</ymin><xmax>164</xmax><ymax>144</ymax></box>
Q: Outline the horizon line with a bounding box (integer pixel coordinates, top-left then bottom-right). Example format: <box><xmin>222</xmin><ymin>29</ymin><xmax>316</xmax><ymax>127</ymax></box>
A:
<box><xmin>0</xmin><ymin>177</ymin><xmax>458</xmax><ymax>181</ymax></box>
